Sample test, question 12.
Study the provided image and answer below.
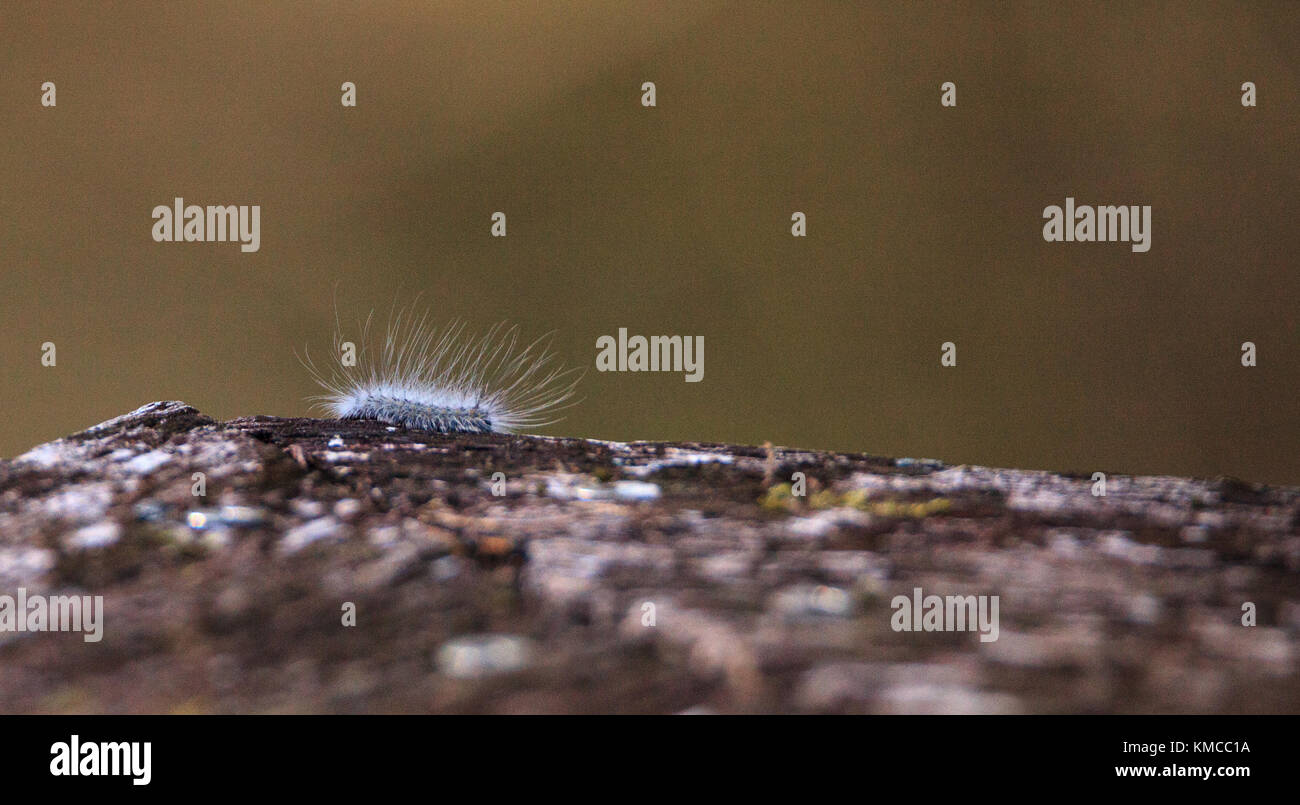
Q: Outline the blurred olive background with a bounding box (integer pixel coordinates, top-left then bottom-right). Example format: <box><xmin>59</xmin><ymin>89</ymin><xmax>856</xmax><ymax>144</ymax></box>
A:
<box><xmin>1</xmin><ymin>1</ymin><xmax>1296</xmax><ymax>483</ymax></box>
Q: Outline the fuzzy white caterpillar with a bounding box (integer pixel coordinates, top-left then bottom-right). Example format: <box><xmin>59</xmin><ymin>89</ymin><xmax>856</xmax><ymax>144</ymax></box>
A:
<box><xmin>302</xmin><ymin>306</ymin><xmax>583</xmax><ymax>434</ymax></box>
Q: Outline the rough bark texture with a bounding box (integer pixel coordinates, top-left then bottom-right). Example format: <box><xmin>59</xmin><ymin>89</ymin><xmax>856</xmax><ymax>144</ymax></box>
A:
<box><xmin>1</xmin><ymin>401</ymin><xmax>1297</xmax><ymax>713</ymax></box>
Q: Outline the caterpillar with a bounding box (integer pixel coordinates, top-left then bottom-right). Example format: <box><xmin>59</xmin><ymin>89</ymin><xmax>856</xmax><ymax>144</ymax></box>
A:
<box><xmin>302</xmin><ymin>305</ymin><xmax>583</xmax><ymax>434</ymax></box>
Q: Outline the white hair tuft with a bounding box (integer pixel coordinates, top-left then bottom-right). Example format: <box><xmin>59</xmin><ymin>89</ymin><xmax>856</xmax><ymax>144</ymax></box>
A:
<box><xmin>301</xmin><ymin>305</ymin><xmax>583</xmax><ymax>434</ymax></box>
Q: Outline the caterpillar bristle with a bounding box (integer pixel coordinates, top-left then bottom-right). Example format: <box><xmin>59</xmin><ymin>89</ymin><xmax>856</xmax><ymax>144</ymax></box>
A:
<box><xmin>299</xmin><ymin>305</ymin><xmax>584</xmax><ymax>435</ymax></box>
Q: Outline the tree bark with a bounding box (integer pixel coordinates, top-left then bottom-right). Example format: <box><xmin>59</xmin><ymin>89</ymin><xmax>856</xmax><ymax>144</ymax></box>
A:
<box><xmin>1</xmin><ymin>401</ymin><xmax>1296</xmax><ymax>713</ymax></box>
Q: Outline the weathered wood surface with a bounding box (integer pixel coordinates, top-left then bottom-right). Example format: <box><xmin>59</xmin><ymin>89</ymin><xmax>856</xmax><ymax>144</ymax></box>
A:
<box><xmin>1</xmin><ymin>401</ymin><xmax>1297</xmax><ymax>713</ymax></box>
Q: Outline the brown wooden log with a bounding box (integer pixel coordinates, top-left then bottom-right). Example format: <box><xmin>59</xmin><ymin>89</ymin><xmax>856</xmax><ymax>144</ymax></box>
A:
<box><xmin>1</xmin><ymin>401</ymin><xmax>1296</xmax><ymax>713</ymax></box>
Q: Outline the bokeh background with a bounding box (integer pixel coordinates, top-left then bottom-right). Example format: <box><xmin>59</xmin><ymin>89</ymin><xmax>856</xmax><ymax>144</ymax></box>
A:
<box><xmin>1</xmin><ymin>1</ymin><xmax>1296</xmax><ymax>483</ymax></box>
